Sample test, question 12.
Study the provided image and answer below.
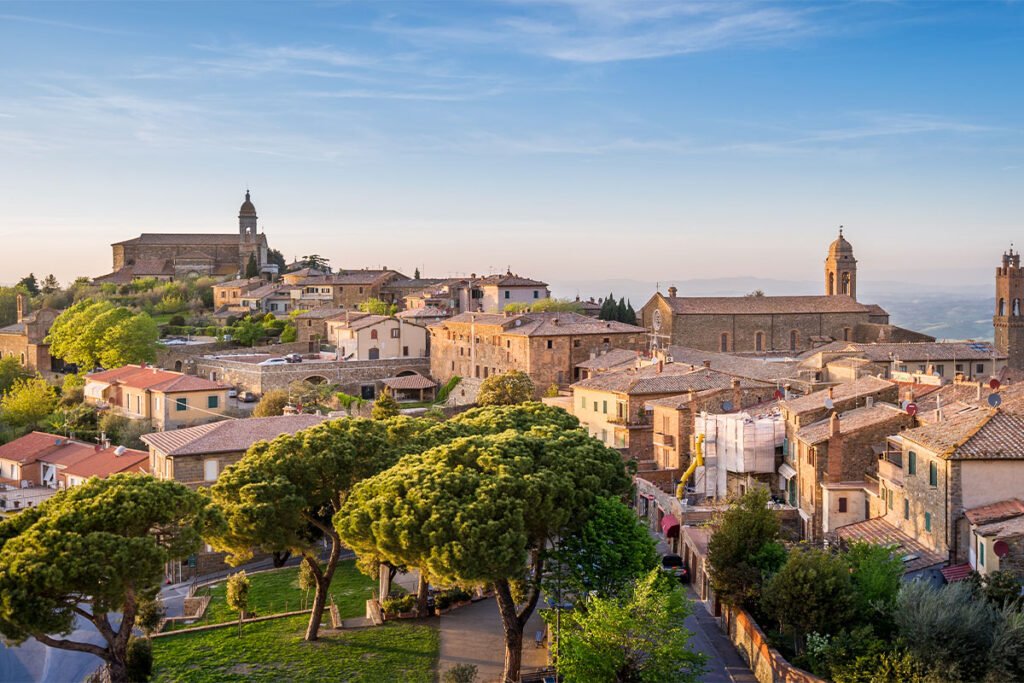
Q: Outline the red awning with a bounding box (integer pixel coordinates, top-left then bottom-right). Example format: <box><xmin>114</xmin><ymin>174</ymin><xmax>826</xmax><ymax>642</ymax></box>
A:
<box><xmin>661</xmin><ymin>514</ymin><xmax>680</xmax><ymax>538</ymax></box>
<box><xmin>941</xmin><ymin>563</ymin><xmax>972</xmax><ymax>583</ymax></box>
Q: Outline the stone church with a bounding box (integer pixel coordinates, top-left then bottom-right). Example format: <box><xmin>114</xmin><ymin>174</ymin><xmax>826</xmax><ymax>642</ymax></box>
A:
<box><xmin>641</xmin><ymin>230</ymin><xmax>930</xmax><ymax>355</ymax></box>
<box><xmin>96</xmin><ymin>192</ymin><xmax>270</xmax><ymax>283</ymax></box>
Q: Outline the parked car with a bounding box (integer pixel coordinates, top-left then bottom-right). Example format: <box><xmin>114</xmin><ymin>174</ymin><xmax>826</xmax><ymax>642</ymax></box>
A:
<box><xmin>660</xmin><ymin>554</ymin><xmax>689</xmax><ymax>583</ymax></box>
<box><xmin>238</xmin><ymin>391</ymin><xmax>258</xmax><ymax>402</ymax></box>
<box><xmin>284</xmin><ymin>353</ymin><xmax>303</xmax><ymax>363</ymax></box>
<box><xmin>257</xmin><ymin>357</ymin><xmax>288</xmax><ymax>366</ymax></box>
<box><xmin>227</xmin><ymin>388</ymin><xmax>238</xmax><ymax>398</ymax></box>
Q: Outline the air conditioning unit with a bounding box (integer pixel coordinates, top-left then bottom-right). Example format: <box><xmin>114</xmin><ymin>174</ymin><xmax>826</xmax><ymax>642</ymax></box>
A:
<box><xmin>865</xmin><ymin>396</ymin><xmax>875</xmax><ymax>408</ymax></box>
<box><xmin>665</xmin><ymin>356</ymin><xmax>674</xmax><ymax>363</ymax></box>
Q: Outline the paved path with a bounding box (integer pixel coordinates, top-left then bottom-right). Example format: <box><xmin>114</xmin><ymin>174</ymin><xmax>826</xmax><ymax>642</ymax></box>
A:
<box><xmin>437</xmin><ymin>598</ymin><xmax>548</xmax><ymax>683</ymax></box>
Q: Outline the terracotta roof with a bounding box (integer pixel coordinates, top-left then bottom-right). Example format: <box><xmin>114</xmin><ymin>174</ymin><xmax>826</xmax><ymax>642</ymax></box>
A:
<box><xmin>804</xmin><ymin>340</ymin><xmax>1002</xmax><ymax>362</ymax></box>
<box><xmin>87</xmin><ymin>365</ymin><xmax>227</xmax><ymax>393</ymax></box>
<box><xmin>575</xmin><ymin>364</ymin><xmax>770</xmax><ymax>396</ymax></box>
<box><xmin>293</xmin><ymin>307</ymin><xmax>351</xmax><ymax>320</ymax></box>
<box><xmin>396</xmin><ymin>307</ymin><xmax>448</xmax><ymax>319</ymax></box>
<box><xmin>113</xmin><ymin>233</ymin><xmax>257</xmax><ymax>246</ymax></box>
<box><xmin>660</xmin><ymin>294</ymin><xmax>870</xmax><ymax>315</ymax></box>
<box><xmin>575</xmin><ymin>348</ymin><xmax>641</xmax><ymax>371</ymax></box>
<box><xmin>299</xmin><ymin>271</ymin><xmax>399</xmax><ymax>286</ymax></box>
<box><xmin>781</xmin><ymin>376</ymin><xmax>895</xmax><ymax>414</ymax></box>
<box><xmin>665</xmin><ymin>346</ymin><xmax>799</xmax><ymax>383</ymax></box>
<box><xmin>834</xmin><ymin>517</ymin><xmax>947</xmax><ymax>573</ymax></box>
<box><xmin>796</xmin><ymin>403</ymin><xmax>905</xmax><ymax>445</ymax></box>
<box><xmin>62</xmin><ymin>449</ymin><xmax>149</xmax><ymax>479</ymax></box>
<box><xmin>328</xmin><ymin>314</ymin><xmax>391</xmax><ymax>330</ymax></box>
<box><xmin>0</xmin><ymin>431</ymin><xmax>146</xmax><ymax>477</ymax></box>
<box><xmin>214</xmin><ymin>277</ymin><xmax>263</xmax><ymax>289</ymax></box>
<box><xmin>141</xmin><ymin>414</ymin><xmax>327</xmax><ymax>456</ymax></box>
<box><xmin>901</xmin><ymin>408</ymin><xmax>1024</xmax><ymax>459</ymax></box>
<box><xmin>383</xmin><ymin>278</ymin><xmax>445</xmax><ymax>290</ymax></box>
<box><xmin>437</xmin><ymin>311</ymin><xmax>644</xmax><ymax>337</ymax></box>
<box><xmin>941</xmin><ymin>563</ymin><xmax>974</xmax><ymax>582</ymax></box>
<box><xmin>0</xmin><ymin>322</ymin><xmax>26</xmax><ymax>335</ymax></box>
<box><xmin>476</xmin><ymin>272</ymin><xmax>548</xmax><ymax>287</ymax></box>
<box><xmin>965</xmin><ymin>499</ymin><xmax>1024</xmax><ymax>526</ymax></box>
<box><xmin>243</xmin><ymin>283</ymin><xmax>291</xmax><ymax>299</ymax></box>
<box><xmin>974</xmin><ymin>514</ymin><xmax>1024</xmax><ymax>540</ymax></box>
<box><xmin>382</xmin><ymin>375</ymin><xmax>437</xmax><ymax>390</ymax></box>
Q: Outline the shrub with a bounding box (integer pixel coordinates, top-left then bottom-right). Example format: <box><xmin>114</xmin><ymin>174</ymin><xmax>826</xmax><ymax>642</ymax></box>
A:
<box><xmin>435</xmin><ymin>376</ymin><xmax>460</xmax><ymax>403</ymax></box>
<box><xmin>477</xmin><ymin>370</ymin><xmax>534</xmax><ymax>405</ymax></box>
<box><xmin>125</xmin><ymin>637</ymin><xmax>153</xmax><ymax>682</ymax></box>
<box><xmin>168</xmin><ymin>315</ymin><xmax>186</xmax><ymax>327</ymax></box>
<box><xmin>252</xmin><ymin>389</ymin><xmax>289</xmax><ymax>418</ymax></box>
<box><xmin>371</xmin><ymin>389</ymin><xmax>400</xmax><ymax>419</ymax></box>
<box><xmin>443</xmin><ymin>663</ymin><xmax>478</xmax><ymax>683</ymax></box>
<box><xmin>382</xmin><ymin>593</ymin><xmax>417</xmax><ymax>614</ymax></box>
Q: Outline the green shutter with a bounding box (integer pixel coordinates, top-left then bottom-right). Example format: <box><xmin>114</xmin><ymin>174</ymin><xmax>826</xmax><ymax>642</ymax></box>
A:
<box><xmin>908</xmin><ymin>451</ymin><xmax>917</xmax><ymax>475</ymax></box>
<box><xmin>176</xmin><ymin>398</ymin><xmax>187</xmax><ymax>411</ymax></box>
<box><xmin>904</xmin><ymin>499</ymin><xmax>909</xmax><ymax>520</ymax></box>
<box><xmin>929</xmin><ymin>462</ymin><xmax>937</xmax><ymax>487</ymax></box>
<box><xmin>208</xmin><ymin>395</ymin><xmax>219</xmax><ymax>409</ymax></box>
<box><xmin>925</xmin><ymin>512</ymin><xmax>932</xmax><ymax>532</ymax></box>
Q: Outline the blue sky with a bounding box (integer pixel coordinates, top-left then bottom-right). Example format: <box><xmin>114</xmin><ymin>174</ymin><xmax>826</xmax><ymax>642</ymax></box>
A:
<box><xmin>1</xmin><ymin>1</ymin><xmax>1022</xmax><ymax>290</ymax></box>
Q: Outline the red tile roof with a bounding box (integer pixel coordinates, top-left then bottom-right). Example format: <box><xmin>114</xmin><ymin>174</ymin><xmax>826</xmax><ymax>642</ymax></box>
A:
<box><xmin>941</xmin><ymin>563</ymin><xmax>974</xmax><ymax>583</ymax></box>
<box><xmin>965</xmin><ymin>499</ymin><xmax>1024</xmax><ymax>526</ymax></box>
<box><xmin>87</xmin><ymin>365</ymin><xmax>228</xmax><ymax>393</ymax></box>
<box><xmin>834</xmin><ymin>517</ymin><xmax>946</xmax><ymax>573</ymax></box>
<box><xmin>381</xmin><ymin>375</ymin><xmax>437</xmax><ymax>390</ymax></box>
<box><xmin>902</xmin><ymin>408</ymin><xmax>1024</xmax><ymax>460</ymax></box>
<box><xmin>662</xmin><ymin>294</ymin><xmax>872</xmax><ymax>315</ymax></box>
<box><xmin>141</xmin><ymin>414</ymin><xmax>327</xmax><ymax>456</ymax></box>
<box><xmin>0</xmin><ymin>431</ymin><xmax>147</xmax><ymax>476</ymax></box>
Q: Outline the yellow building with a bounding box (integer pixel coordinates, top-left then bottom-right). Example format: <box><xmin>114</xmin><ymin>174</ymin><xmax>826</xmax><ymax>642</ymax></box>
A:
<box><xmin>84</xmin><ymin>365</ymin><xmax>229</xmax><ymax>430</ymax></box>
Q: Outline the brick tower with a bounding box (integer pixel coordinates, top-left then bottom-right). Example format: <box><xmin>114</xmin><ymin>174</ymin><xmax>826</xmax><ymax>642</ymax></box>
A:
<box><xmin>825</xmin><ymin>227</ymin><xmax>857</xmax><ymax>300</ymax></box>
<box><xmin>994</xmin><ymin>247</ymin><xmax>1024</xmax><ymax>369</ymax></box>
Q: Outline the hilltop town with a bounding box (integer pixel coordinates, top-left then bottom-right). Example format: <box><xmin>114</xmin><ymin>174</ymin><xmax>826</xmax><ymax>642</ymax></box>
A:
<box><xmin>1</xmin><ymin>192</ymin><xmax>1023</xmax><ymax>683</ymax></box>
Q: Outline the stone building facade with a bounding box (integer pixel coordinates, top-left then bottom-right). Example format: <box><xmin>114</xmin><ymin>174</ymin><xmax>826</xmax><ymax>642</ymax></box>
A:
<box><xmin>97</xmin><ymin>192</ymin><xmax>269</xmax><ymax>282</ymax></box>
<box><xmin>0</xmin><ymin>295</ymin><xmax>58</xmax><ymax>373</ymax></box>
<box><xmin>994</xmin><ymin>248</ymin><xmax>1024</xmax><ymax>370</ymax></box>
<box><xmin>640</xmin><ymin>232</ymin><xmax>899</xmax><ymax>355</ymax></box>
<box><xmin>429</xmin><ymin>312</ymin><xmax>646</xmax><ymax>396</ymax></box>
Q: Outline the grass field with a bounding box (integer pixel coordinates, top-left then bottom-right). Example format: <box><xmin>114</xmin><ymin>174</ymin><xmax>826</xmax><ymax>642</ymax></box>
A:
<box><xmin>152</xmin><ymin>616</ymin><xmax>438</xmax><ymax>683</ymax></box>
<box><xmin>170</xmin><ymin>560</ymin><xmax>376</xmax><ymax>630</ymax></box>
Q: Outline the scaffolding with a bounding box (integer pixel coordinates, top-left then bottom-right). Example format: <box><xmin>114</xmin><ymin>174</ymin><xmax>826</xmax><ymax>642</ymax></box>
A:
<box><xmin>691</xmin><ymin>409</ymin><xmax>785</xmax><ymax>499</ymax></box>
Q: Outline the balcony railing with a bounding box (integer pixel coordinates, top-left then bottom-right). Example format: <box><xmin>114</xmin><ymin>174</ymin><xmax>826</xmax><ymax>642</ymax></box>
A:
<box><xmin>653</xmin><ymin>433</ymin><xmax>676</xmax><ymax>448</ymax></box>
<box><xmin>877</xmin><ymin>457</ymin><xmax>903</xmax><ymax>486</ymax></box>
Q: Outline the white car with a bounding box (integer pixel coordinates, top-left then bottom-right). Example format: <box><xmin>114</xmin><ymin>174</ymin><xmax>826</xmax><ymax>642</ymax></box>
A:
<box><xmin>258</xmin><ymin>357</ymin><xmax>288</xmax><ymax>366</ymax></box>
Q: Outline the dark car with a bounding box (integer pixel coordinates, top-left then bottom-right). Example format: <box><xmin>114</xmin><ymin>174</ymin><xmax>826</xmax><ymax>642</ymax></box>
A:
<box><xmin>238</xmin><ymin>391</ymin><xmax>258</xmax><ymax>403</ymax></box>
<box><xmin>660</xmin><ymin>554</ymin><xmax>689</xmax><ymax>583</ymax></box>
<box><xmin>284</xmin><ymin>353</ymin><xmax>303</xmax><ymax>363</ymax></box>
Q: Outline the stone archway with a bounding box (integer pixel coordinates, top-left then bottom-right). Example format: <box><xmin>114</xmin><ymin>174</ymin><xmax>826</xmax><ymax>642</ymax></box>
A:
<box><xmin>174</xmin><ymin>360</ymin><xmax>183</xmax><ymax>372</ymax></box>
<box><xmin>304</xmin><ymin>375</ymin><xmax>330</xmax><ymax>385</ymax></box>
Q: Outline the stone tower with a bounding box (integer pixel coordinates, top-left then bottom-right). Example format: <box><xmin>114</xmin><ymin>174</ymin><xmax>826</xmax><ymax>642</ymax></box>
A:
<box><xmin>238</xmin><ymin>190</ymin><xmax>260</xmax><ymax>273</ymax></box>
<box><xmin>825</xmin><ymin>227</ymin><xmax>857</xmax><ymax>300</ymax></box>
<box><xmin>994</xmin><ymin>248</ymin><xmax>1024</xmax><ymax>369</ymax></box>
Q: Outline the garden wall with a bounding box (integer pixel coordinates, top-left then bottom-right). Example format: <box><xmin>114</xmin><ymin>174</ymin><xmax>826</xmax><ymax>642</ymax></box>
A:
<box><xmin>724</xmin><ymin>605</ymin><xmax>823</xmax><ymax>683</ymax></box>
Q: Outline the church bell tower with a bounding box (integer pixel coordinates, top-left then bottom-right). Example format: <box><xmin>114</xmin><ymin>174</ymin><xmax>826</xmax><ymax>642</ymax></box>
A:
<box><xmin>994</xmin><ymin>247</ymin><xmax>1024</xmax><ymax>369</ymax></box>
<box><xmin>825</xmin><ymin>227</ymin><xmax>857</xmax><ymax>300</ymax></box>
<box><xmin>239</xmin><ymin>190</ymin><xmax>258</xmax><ymax>239</ymax></box>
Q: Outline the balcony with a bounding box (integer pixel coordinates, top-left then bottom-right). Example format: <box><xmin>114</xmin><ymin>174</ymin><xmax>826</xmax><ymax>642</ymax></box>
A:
<box><xmin>653</xmin><ymin>433</ymin><xmax>676</xmax><ymax>448</ymax></box>
<box><xmin>877</xmin><ymin>456</ymin><xmax>904</xmax><ymax>486</ymax></box>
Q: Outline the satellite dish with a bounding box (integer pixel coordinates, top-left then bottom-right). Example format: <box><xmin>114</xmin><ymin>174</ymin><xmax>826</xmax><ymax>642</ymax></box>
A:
<box><xmin>994</xmin><ymin>540</ymin><xmax>1010</xmax><ymax>558</ymax></box>
<box><xmin>721</xmin><ymin>400</ymin><xmax>734</xmax><ymax>412</ymax></box>
<box><xmin>824</xmin><ymin>398</ymin><xmax>834</xmax><ymax>410</ymax></box>
<box><xmin>906</xmin><ymin>403</ymin><xmax>918</xmax><ymax>416</ymax></box>
<box><xmin>774</xmin><ymin>389</ymin><xmax>784</xmax><ymax>400</ymax></box>
<box><xmin>990</xmin><ymin>378</ymin><xmax>1001</xmax><ymax>391</ymax></box>
<box><xmin>114</xmin><ymin>445</ymin><xmax>127</xmax><ymax>456</ymax></box>
<box><xmin>989</xmin><ymin>393</ymin><xmax>1002</xmax><ymax>408</ymax></box>
<box><xmin>900</xmin><ymin>400</ymin><xmax>910</xmax><ymax>410</ymax></box>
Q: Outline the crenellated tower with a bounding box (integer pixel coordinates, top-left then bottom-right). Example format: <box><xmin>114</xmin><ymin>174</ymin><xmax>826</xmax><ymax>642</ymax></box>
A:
<box><xmin>994</xmin><ymin>247</ymin><xmax>1024</xmax><ymax>369</ymax></box>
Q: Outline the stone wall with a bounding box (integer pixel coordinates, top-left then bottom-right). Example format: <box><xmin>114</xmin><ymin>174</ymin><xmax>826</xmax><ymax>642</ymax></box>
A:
<box><xmin>157</xmin><ymin>341</ymin><xmax>312</xmax><ymax>373</ymax></box>
<box><xmin>194</xmin><ymin>356</ymin><xmax>430</xmax><ymax>395</ymax></box>
<box><xmin>724</xmin><ymin>605</ymin><xmax>824</xmax><ymax>683</ymax></box>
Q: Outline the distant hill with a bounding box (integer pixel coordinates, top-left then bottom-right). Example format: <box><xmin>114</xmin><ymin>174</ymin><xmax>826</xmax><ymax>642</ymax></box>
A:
<box><xmin>551</xmin><ymin>277</ymin><xmax>994</xmax><ymax>342</ymax></box>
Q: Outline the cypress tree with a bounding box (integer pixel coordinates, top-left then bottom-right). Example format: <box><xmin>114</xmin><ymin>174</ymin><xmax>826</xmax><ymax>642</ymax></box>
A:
<box><xmin>616</xmin><ymin>297</ymin><xmax>628</xmax><ymax>322</ymax></box>
<box><xmin>625</xmin><ymin>300</ymin><xmax>638</xmax><ymax>325</ymax></box>
<box><xmin>245</xmin><ymin>254</ymin><xmax>258</xmax><ymax>278</ymax></box>
<box><xmin>600</xmin><ymin>293</ymin><xmax>616</xmax><ymax>321</ymax></box>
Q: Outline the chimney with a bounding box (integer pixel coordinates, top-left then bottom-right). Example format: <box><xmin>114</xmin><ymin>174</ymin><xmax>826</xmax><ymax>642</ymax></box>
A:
<box><xmin>976</xmin><ymin>381</ymin><xmax>983</xmax><ymax>401</ymax></box>
<box><xmin>657</xmin><ymin>361</ymin><xmax>664</xmax><ymax>374</ymax></box>
<box><xmin>783</xmin><ymin>383</ymin><xmax>792</xmax><ymax>400</ymax></box>
<box><xmin>827</xmin><ymin>413</ymin><xmax>843</xmax><ymax>483</ymax></box>
<box><xmin>552</xmin><ymin>317</ymin><xmax>559</xmax><ymax>326</ymax></box>
<box><xmin>732</xmin><ymin>378</ymin><xmax>742</xmax><ymax>411</ymax></box>
<box><xmin>703</xmin><ymin>360</ymin><xmax>711</xmax><ymax>369</ymax></box>
<box><xmin>828</xmin><ymin>386</ymin><xmax>834</xmax><ymax>400</ymax></box>
<box><xmin>15</xmin><ymin>293</ymin><xmax>26</xmax><ymax>323</ymax></box>
<box><xmin>687</xmin><ymin>389</ymin><xmax>698</xmax><ymax>404</ymax></box>
<box><xmin>668</xmin><ymin>286</ymin><xmax>678</xmax><ymax>298</ymax></box>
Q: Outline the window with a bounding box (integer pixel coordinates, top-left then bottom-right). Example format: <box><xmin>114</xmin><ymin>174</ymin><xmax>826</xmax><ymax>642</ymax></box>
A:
<box><xmin>602</xmin><ymin>400</ymin><xmax>607</xmax><ymax>414</ymax></box>
<box><xmin>755</xmin><ymin>332</ymin><xmax>764</xmax><ymax>352</ymax></box>
<box><xmin>546</xmin><ymin>339</ymin><xmax>553</xmax><ymax>349</ymax></box>
<box><xmin>888</xmin><ymin>489</ymin><xmax>894</xmax><ymax>510</ymax></box>
<box><xmin>533</xmin><ymin>290</ymin><xmax>539</xmax><ymax>299</ymax></box>
<box><xmin>359</xmin><ymin>287</ymin><xmax>364</xmax><ymax>294</ymax></box>
<box><xmin>789</xmin><ymin>330</ymin><xmax>798</xmax><ymax>351</ymax></box>
<box><xmin>391</xmin><ymin>328</ymin><xmax>400</xmax><ymax>338</ymax></box>
<box><xmin>935</xmin><ymin>364</ymin><xmax>944</xmax><ymax>377</ymax></box>
<box><xmin>504</xmin><ymin>291</ymin><xmax>510</xmax><ymax>299</ymax></box>
<box><xmin>403</xmin><ymin>346</ymin><xmax>409</xmax><ymax>357</ymax></box>
<box><xmin>929</xmin><ymin>461</ymin><xmax>937</xmax><ymax>487</ymax></box>
<box><xmin>955</xmin><ymin>363</ymin><xmax>964</xmax><ymax>373</ymax></box>
<box><xmin>979</xmin><ymin>538</ymin><xmax>986</xmax><ymax>567</ymax></box>
<box><xmin>904</xmin><ymin>498</ymin><xmax>909</xmax><ymax>519</ymax></box>
<box><xmin>207</xmin><ymin>396</ymin><xmax>219</xmax><ymax>409</ymax></box>
<box><xmin>506</xmin><ymin>340</ymin><xmax>511</xmax><ymax>348</ymax></box>
<box><xmin>451</xmin><ymin>361</ymin><xmax>455</xmax><ymax>371</ymax></box>
<box><xmin>843</xmin><ymin>327</ymin><xmax>851</xmax><ymax>341</ymax></box>
<box><xmin>475</xmin><ymin>365</ymin><xmax>480</xmax><ymax>378</ymax></box>
<box><xmin>925</xmin><ymin>511</ymin><xmax>932</xmax><ymax>533</ymax></box>
<box><xmin>720</xmin><ymin>332</ymin><xmax>729</xmax><ymax>352</ymax></box>
<box><xmin>593</xmin><ymin>400</ymin><xmax>598</xmax><ymax>412</ymax></box>
<box><xmin>908</xmin><ymin>451</ymin><xmax>917</xmax><ymax>475</ymax></box>
<box><xmin>573</xmin><ymin>339</ymin><xmax>581</xmax><ymax>348</ymax></box>
<box><xmin>175</xmin><ymin>398</ymin><xmax>187</xmax><ymax>411</ymax></box>
<box><xmin>483</xmin><ymin>367</ymin><xmax>489</xmax><ymax>378</ymax></box>
<box><xmin>838</xmin><ymin>497</ymin><xmax>848</xmax><ymax>513</ymax></box>
<box><xmin>600</xmin><ymin>429</ymin><xmax>607</xmax><ymax>442</ymax></box>
<box><xmin>977</xmin><ymin>363</ymin><xmax>985</xmax><ymax>374</ymax></box>
<box><xmin>370</xmin><ymin>329</ymin><xmax>378</xmax><ymax>340</ymax></box>
<box><xmin>203</xmin><ymin>459</ymin><xmax>219</xmax><ymax>482</ymax></box>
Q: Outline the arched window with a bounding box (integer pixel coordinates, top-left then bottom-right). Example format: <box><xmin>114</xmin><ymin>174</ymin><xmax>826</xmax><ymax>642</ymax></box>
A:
<box><xmin>999</xmin><ymin>298</ymin><xmax>1006</xmax><ymax>316</ymax></box>
<box><xmin>720</xmin><ymin>332</ymin><xmax>729</xmax><ymax>352</ymax></box>
<box><xmin>755</xmin><ymin>332</ymin><xmax>764</xmax><ymax>352</ymax></box>
<box><xmin>789</xmin><ymin>330</ymin><xmax>799</xmax><ymax>351</ymax></box>
<box><xmin>841</xmin><ymin>272</ymin><xmax>851</xmax><ymax>295</ymax></box>
<box><xmin>368</xmin><ymin>347</ymin><xmax>380</xmax><ymax>360</ymax></box>
<box><xmin>370</xmin><ymin>329</ymin><xmax>378</xmax><ymax>340</ymax></box>
<box><xmin>827</xmin><ymin>272</ymin><xmax>835</xmax><ymax>296</ymax></box>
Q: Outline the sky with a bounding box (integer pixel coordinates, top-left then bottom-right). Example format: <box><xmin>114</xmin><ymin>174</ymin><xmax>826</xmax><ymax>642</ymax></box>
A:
<box><xmin>1</xmin><ymin>1</ymin><xmax>1022</xmax><ymax>291</ymax></box>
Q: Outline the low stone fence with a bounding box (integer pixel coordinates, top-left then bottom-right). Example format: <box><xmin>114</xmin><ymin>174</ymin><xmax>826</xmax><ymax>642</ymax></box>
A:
<box><xmin>723</xmin><ymin>605</ymin><xmax>823</xmax><ymax>683</ymax></box>
<box><xmin>193</xmin><ymin>355</ymin><xmax>431</xmax><ymax>395</ymax></box>
<box><xmin>152</xmin><ymin>609</ymin><xmax>313</xmax><ymax>638</ymax></box>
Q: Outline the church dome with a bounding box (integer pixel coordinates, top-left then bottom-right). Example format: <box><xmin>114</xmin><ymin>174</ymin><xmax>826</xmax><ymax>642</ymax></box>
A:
<box><xmin>828</xmin><ymin>228</ymin><xmax>853</xmax><ymax>256</ymax></box>
<box><xmin>239</xmin><ymin>190</ymin><xmax>257</xmax><ymax>218</ymax></box>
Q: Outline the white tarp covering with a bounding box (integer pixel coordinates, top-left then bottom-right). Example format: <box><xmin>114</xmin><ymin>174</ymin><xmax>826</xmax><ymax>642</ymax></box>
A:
<box><xmin>694</xmin><ymin>410</ymin><xmax>784</xmax><ymax>475</ymax></box>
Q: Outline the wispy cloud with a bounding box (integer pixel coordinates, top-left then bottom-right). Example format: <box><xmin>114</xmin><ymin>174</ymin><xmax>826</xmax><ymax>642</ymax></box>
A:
<box><xmin>0</xmin><ymin>13</ymin><xmax>136</xmax><ymax>36</ymax></box>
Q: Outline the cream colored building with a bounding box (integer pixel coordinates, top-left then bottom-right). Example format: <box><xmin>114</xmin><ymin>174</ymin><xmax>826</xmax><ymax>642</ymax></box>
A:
<box><xmin>85</xmin><ymin>365</ymin><xmax>230</xmax><ymax>430</ymax></box>
<box><xmin>326</xmin><ymin>314</ymin><xmax>428</xmax><ymax>361</ymax></box>
<box><xmin>477</xmin><ymin>272</ymin><xmax>550</xmax><ymax>312</ymax></box>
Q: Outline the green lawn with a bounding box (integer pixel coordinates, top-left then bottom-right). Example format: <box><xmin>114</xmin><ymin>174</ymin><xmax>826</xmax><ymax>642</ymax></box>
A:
<box><xmin>172</xmin><ymin>560</ymin><xmax>376</xmax><ymax>630</ymax></box>
<box><xmin>152</xmin><ymin>615</ymin><xmax>438</xmax><ymax>682</ymax></box>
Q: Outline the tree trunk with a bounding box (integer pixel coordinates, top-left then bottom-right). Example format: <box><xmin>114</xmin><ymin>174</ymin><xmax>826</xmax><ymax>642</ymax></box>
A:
<box><xmin>305</xmin><ymin>576</ymin><xmax>327</xmax><ymax>641</ymax></box>
<box><xmin>301</xmin><ymin>530</ymin><xmax>341</xmax><ymax>642</ymax></box>
<box><xmin>416</xmin><ymin>572</ymin><xmax>429</xmax><ymax>616</ymax></box>
<box><xmin>272</xmin><ymin>550</ymin><xmax>291</xmax><ymax>567</ymax></box>
<box><xmin>495</xmin><ymin>579</ymin><xmax>525</xmax><ymax>683</ymax></box>
<box><xmin>105</xmin><ymin>658</ymin><xmax>129</xmax><ymax>683</ymax></box>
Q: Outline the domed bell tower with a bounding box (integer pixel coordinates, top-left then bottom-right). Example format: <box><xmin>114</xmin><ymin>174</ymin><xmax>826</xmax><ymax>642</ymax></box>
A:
<box><xmin>825</xmin><ymin>227</ymin><xmax>857</xmax><ymax>300</ymax></box>
<box><xmin>239</xmin><ymin>190</ymin><xmax>258</xmax><ymax>240</ymax></box>
<box><xmin>995</xmin><ymin>247</ymin><xmax>1024</xmax><ymax>369</ymax></box>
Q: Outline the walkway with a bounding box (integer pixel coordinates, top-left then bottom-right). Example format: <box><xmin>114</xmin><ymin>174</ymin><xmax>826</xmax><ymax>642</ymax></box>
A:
<box><xmin>438</xmin><ymin>598</ymin><xmax>548</xmax><ymax>683</ymax></box>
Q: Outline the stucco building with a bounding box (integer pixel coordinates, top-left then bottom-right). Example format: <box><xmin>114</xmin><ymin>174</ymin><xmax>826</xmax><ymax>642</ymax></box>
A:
<box><xmin>0</xmin><ymin>294</ymin><xmax>59</xmax><ymax>373</ymax></box>
<box><xmin>325</xmin><ymin>314</ymin><xmax>428</xmax><ymax>360</ymax></box>
<box><xmin>84</xmin><ymin>365</ymin><xmax>229</xmax><ymax>431</ymax></box>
